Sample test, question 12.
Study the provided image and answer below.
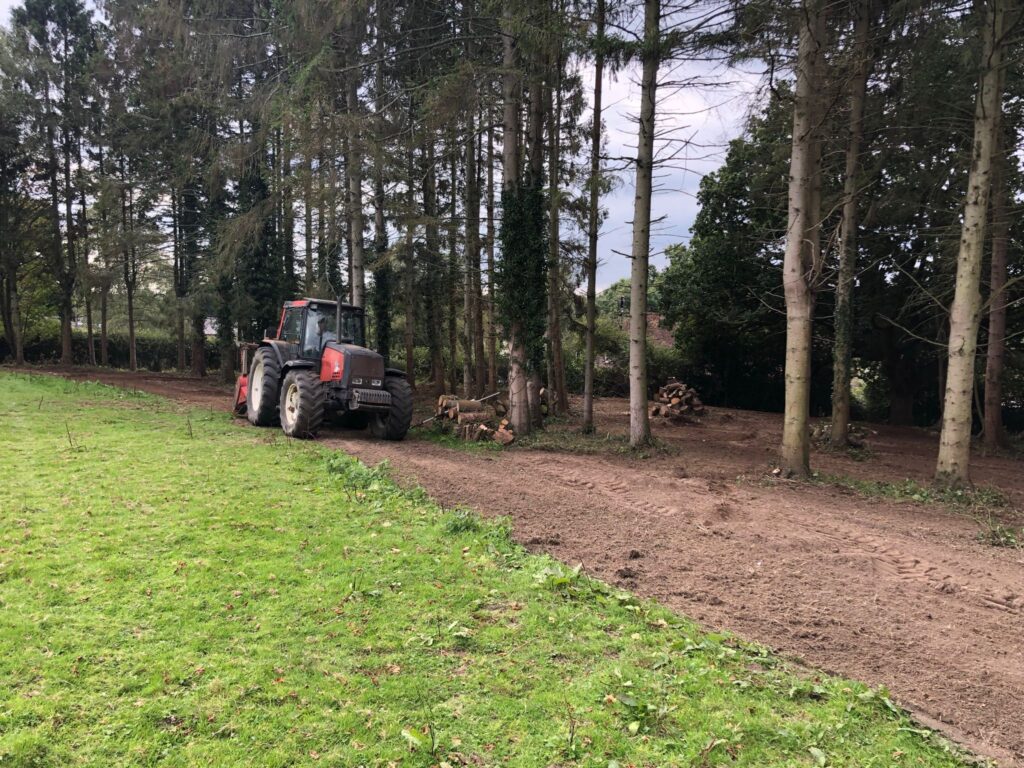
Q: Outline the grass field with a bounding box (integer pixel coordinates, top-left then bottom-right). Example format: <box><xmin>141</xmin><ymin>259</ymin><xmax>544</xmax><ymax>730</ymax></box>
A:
<box><xmin>0</xmin><ymin>372</ymin><xmax>976</xmax><ymax>767</ymax></box>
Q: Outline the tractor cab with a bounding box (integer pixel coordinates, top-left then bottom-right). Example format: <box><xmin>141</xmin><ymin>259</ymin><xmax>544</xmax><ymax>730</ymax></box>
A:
<box><xmin>275</xmin><ymin>299</ymin><xmax>366</xmax><ymax>357</ymax></box>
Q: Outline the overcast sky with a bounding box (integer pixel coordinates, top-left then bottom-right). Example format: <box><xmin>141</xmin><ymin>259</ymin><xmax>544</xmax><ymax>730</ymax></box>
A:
<box><xmin>0</xmin><ymin>0</ymin><xmax>761</xmax><ymax>291</ymax></box>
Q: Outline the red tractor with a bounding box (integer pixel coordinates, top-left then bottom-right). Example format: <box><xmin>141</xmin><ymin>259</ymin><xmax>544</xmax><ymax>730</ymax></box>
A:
<box><xmin>232</xmin><ymin>298</ymin><xmax>413</xmax><ymax>440</ymax></box>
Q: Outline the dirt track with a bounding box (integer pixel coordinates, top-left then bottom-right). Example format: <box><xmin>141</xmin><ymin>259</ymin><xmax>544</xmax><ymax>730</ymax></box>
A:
<box><xmin>24</xmin><ymin>366</ymin><xmax>1024</xmax><ymax>765</ymax></box>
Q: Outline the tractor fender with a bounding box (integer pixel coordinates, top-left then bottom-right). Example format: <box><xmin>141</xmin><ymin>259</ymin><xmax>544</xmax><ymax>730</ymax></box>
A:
<box><xmin>258</xmin><ymin>339</ymin><xmax>301</xmax><ymax>371</ymax></box>
<box><xmin>384</xmin><ymin>367</ymin><xmax>407</xmax><ymax>378</ymax></box>
<box><xmin>282</xmin><ymin>359</ymin><xmax>316</xmax><ymax>374</ymax></box>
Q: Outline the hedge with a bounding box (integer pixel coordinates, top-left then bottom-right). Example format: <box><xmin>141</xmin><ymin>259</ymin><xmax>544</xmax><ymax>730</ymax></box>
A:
<box><xmin>0</xmin><ymin>330</ymin><xmax>224</xmax><ymax>372</ymax></box>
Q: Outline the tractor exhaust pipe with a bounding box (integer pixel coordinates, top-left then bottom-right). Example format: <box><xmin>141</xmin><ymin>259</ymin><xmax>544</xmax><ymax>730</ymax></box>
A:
<box><xmin>324</xmin><ymin>277</ymin><xmax>344</xmax><ymax>340</ymax></box>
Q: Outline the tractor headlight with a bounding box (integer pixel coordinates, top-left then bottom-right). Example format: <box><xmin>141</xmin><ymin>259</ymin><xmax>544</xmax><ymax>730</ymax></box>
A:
<box><xmin>371</xmin><ymin>379</ymin><xmax>382</xmax><ymax>387</ymax></box>
<box><xmin>352</xmin><ymin>378</ymin><xmax>363</xmax><ymax>385</ymax></box>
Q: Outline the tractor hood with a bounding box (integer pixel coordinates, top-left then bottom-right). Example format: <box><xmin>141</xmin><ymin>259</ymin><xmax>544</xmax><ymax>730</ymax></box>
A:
<box><xmin>327</xmin><ymin>342</ymin><xmax>386</xmax><ymax>388</ymax></box>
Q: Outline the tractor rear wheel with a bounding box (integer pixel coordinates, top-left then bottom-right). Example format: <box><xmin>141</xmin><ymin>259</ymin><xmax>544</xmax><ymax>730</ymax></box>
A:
<box><xmin>370</xmin><ymin>376</ymin><xmax>413</xmax><ymax>441</ymax></box>
<box><xmin>246</xmin><ymin>348</ymin><xmax>281</xmax><ymax>426</ymax></box>
<box><xmin>279</xmin><ymin>369</ymin><xmax>325</xmax><ymax>439</ymax></box>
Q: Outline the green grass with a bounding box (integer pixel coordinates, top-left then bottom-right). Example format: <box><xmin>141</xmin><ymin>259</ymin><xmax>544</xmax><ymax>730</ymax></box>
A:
<box><xmin>814</xmin><ymin>474</ymin><xmax>1011</xmax><ymax>513</ymax></box>
<box><xmin>514</xmin><ymin>428</ymin><xmax>678</xmax><ymax>459</ymax></box>
<box><xmin>0</xmin><ymin>372</ymin><xmax>978</xmax><ymax>767</ymax></box>
<box><xmin>412</xmin><ymin>424</ymin><xmax>504</xmax><ymax>454</ymax></box>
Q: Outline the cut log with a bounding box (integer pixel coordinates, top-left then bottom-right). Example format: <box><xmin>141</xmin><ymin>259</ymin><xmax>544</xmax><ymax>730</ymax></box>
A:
<box><xmin>493</xmin><ymin>427</ymin><xmax>515</xmax><ymax>446</ymax></box>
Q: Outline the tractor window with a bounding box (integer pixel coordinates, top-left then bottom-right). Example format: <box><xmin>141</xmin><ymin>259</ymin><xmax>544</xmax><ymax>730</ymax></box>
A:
<box><xmin>279</xmin><ymin>309</ymin><xmax>302</xmax><ymax>342</ymax></box>
<box><xmin>302</xmin><ymin>305</ymin><xmax>366</xmax><ymax>354</ymax></box>
<box><xmin>338</xmin><ymin>311</ymin><xmax>365</xmax><ymax>346</ymax></box>
<box><xmin>303</xmin><ymin>309</ymin><xmax>333</xmax><ymax>355</ymax></box>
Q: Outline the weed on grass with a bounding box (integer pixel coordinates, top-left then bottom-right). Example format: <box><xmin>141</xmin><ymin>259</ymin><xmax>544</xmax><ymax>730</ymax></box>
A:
<box><xmin>976</xmin><ymin>518</ymin><xmax>1022</xmax><ymax>548</ymax></box>
<box><xmin>0</xmin><ymin>371</ymin><xmax>980</xmax><ymax>767</ymax></box>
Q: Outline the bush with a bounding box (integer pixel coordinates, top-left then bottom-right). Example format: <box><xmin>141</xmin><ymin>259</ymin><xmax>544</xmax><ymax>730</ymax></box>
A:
<box><xmin>564</xmin><ymin>316</ymin><xmax>689</xmax><ymax>398</ymax></box>
<box><xmin>0</xmin><ymin>329</ymin><xmax>223</xmax><ymax>372</ymax></box>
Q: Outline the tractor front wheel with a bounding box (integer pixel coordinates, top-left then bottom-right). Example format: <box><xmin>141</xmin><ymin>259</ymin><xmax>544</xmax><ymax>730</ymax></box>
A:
<box><xmin>370</xmin><ymin>376</ymin><xmax>413</xmax><ymax>441</ymax></box>
<box><xmin>279</xmin><ymin>370</ymin><xmax>326</xmax><ymax>439</ymax></box>
<box><xmin>247</xmin><ymin>348</ymin><xmax>281</xmax><ymax>427</ymax></box>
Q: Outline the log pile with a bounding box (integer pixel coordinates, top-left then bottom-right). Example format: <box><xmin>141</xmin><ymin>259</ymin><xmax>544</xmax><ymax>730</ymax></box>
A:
<box><xmin>436</xmin><ymin>394</ymin><xmax>515</xmax><ymax>445</ymax></box>
<box><xmin>649</xmin><ymin>379</ymin><xmax>705</xmax><ymax>424</ymax></box>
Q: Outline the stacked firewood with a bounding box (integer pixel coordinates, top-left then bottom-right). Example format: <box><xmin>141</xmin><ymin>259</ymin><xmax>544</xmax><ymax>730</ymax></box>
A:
<box><xmin>436</xmin><ymin>395</ymin><xmax>515</xmax><ymax>445</ymax></box>
<box><xmin>649</xmin><ymin>379</ymin><xmax>705</xmax><ymax>423</ymax></box>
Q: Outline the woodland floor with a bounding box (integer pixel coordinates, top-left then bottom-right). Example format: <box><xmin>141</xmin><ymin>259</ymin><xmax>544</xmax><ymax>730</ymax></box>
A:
<box><xmin>21</xmin><ymin>364</ymin><xmax>1024</xmax><ymax>766</ymax></box>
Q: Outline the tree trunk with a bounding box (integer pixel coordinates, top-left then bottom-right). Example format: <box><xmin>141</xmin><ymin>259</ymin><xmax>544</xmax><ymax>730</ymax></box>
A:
<box><xmin>501</xmin><ymin>10</ymin><xmax>529</xmax><ymax>436</ymax></box>
<box><xmin>79</xmin><ymin>176</ymin><xmax>94</xmax><ymax>367</ymax></box>
<box><xmin>61</xmin><ymin>98</ymin><xmax>77</xmax><ymax>367</ymax></box>
<box><xmin>171</xmin><ymin>189</ymin><xmax>185</xmax><ymax>370</ymax></box>
<box><xmin>85</xmin><ymin>293</ymin><xmax>96</xmax><ymax>366</ymax></box>
<box><xmin>780</xmin><ymin>0</ymin><xmax>827</xmax><ymax>476</ymax></box>
<box><xmin>403</xmin><ymin>144</ymin><xmax>417</xmax><ymax>389</ymax></box>
<box><xmin>831</xmin><ymin>0</ymin><xmax>873</xmax><ymax>448</ymax></box>
<box><xmin>221</xmin><ymin>336</ymin><xmax>235</xmax><ymax>384</ymax></box>
<box><xmin>317</xmin><ymin>149</ymin><xmax>328</xmax><ymax>285</ymax></box>
<box><xmin>448</xmin><ymin>147</ymin><xmax>464</xmax><ymax>395</ymax></box>
<box><xmin>982</xmin><ymin>133</ymin><xmax>1011</xmax><ymax>450</ymax></box>
<box><xmin>304</xmin><ymin>147</ymin><xmax>315</xmax><ymax>292</ymax></box>
<box><xmin>472</xmin><ymin>126</ymin><xmax>486</xmax><ymax>398</ymax></box>
<box><xmin>485</xmin><ymin>119</ymin><xmax>498</xmax><ymax>393</ymax></box>
<box><xmin>464</xmin><ymin>112</ymin><xmax>485</xmax><ymax>398</ymax></box>
<box><xmin>936</xmin><ymin>0</ymin><xmax>1007</xmax><ymax>485</ymax></box>
<box><xmin>282</xmin><ymin>123</ymin><xmax>296</xmax><ymax>295</ymax></box>
<box><xmin>126</xmin><ymin>287</ymin><xmax>137</xmax><ymax>372</ymax></box>
<box><xmin>59</xmin><ymin>299</ymin><xmax>73</xmax><ymax>365</ymax></box>
<box><xmin>11</xmin><ymin>282</ymin><xmax>24</xmax><ymax>365</ymax></box>
<box><xmin>403</xmin><ymin>221</ymin><xmax>416</xmax><ymax>388</ymax></box>
<box><xmin>424</xmin><ymin>140</ymin><xmax>446</xmax><ymax>395</ymax></box>
<box><xmin>372</xmin><ymin>35</ymin><xmax>392</xmax><ymax>363</ymax></box>
<box><xmin>191</xmin><ymin>315</ymin><xmax>207</xmax><ymax>378</ymax></box>
<box><xmin>628</xmin><ymin>0</ymin><xmax>659</xmax><ymax>448</ymax></box>
<box><xmin>346</xmin><ymin>84</ymin><xmax>366</xmax><ymax>309</ymax></box>
<box><xmin>121</xmin><ymin>167</ymin><xmax>138</xmax><ymax>372</ymax></box>
<box><xmin>98</xmin><ymin>145</ymin><xmax>111</xmax><ymax>368</ymax></box>
<box><xmin>583</xmin><ymin>0</ymin><xmax>605</xmax><ymax>434</ymax></box>
<box><xmin>347</xmin><ymin>80</ymin><xmax>366</xmax><ymax>308</ymax></box>
<box><xmin>2</xmin><ymin>268</ymin><xmax>25</xmax><ymax>364</ymax></box>
<box><xmin>175</xmin><ymin>305</ymin><xmax>186</xmax><ymax>370</ymax></box>
<box><xmin>100</xmin><ymin>286</ymin><xmax>109</xmax><ymax>367</ymax></box>
<box><xmin>546</xmin><ymin>41</ymin><xmax>569</xmax><ymax>416</ymax></box>
<box><xmin>524</xmin><ymin>65</ymin><xmax>545</xmax><ymax>426</ymax></box>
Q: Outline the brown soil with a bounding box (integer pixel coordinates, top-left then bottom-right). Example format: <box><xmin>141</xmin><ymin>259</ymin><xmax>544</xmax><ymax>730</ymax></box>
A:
<box><xmin>20</xmin><ymin>365</ymin><xmax>1024</xmax><ymax>765</ymax></box>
